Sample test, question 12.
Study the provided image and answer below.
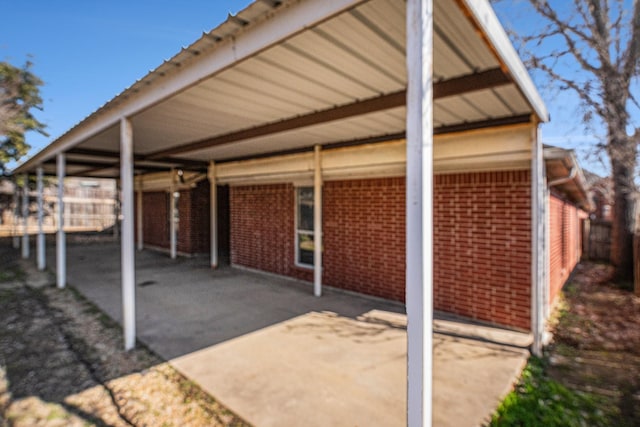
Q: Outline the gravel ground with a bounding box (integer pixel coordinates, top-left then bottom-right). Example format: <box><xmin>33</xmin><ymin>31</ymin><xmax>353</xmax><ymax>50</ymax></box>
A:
<box><xmin>0</xmin><ymin>241</ymin><xmax>250</xmax><ymax>427</ymax></box>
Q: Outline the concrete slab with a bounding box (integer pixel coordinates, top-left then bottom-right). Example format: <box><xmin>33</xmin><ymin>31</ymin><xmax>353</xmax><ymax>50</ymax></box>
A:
<box><xmin>173</xmin><ymin>311</ymin><xmax>407</xmax><ymax>427</ymax></box>
<box><xmin>47</xmin><ymin>241</ymin><xmax>530</xmax><ymax>427</ymax></box>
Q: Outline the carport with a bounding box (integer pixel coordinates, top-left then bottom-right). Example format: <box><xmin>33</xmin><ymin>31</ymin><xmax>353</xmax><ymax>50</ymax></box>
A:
<box><xmin>13</xmin><ymin>0</ymin><xmax>549</xmax><ymax>424</ymax></box>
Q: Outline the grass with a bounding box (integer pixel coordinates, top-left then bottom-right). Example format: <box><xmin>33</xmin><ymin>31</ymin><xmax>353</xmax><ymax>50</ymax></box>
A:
<box><xmin>489</xmin><ymin>357</ymin><xmax>610</xmax><ymax>427</ymax></box>
<box><xmin>0</xmin><ymin>265</ymin><xmax>24</xmax><ymax>283</ymax></box>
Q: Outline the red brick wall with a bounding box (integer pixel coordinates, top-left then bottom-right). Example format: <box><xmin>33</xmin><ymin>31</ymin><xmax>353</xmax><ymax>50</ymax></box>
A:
<box><xmin>548</xmin><ymin>193</ymin><xmax>584</xmax><ymax>305</ymax></box>
<box><xmin>177</xmin><ymin>189</ymin><xmax>193</xmax><ymax>253</ymax></box>
<box><xmin>230</xmin><ymin>171</ymin><xmax>533</xmax><ymax>330</ymax></box>
<box><xmin>140</xmin><ymin>181</ymin><xmax>211</xmax><ymax>255</ymax></box>
<box><xmin>230</xmin><ymin>184</ymin><xmax>312</xmax><ymax>281</ymax></box>
<box><xmin>186</xmin><ymin>180</ymin><xmax>211</xmax><ymax>254</ymax></box>
<box><xmin>142</xmin><ymin>191</ymin><xmax>169</xmax><ymax>249</ymax></box>
<box><xmin>434</xmin><ymin>171</ymin><xmax>532</xmax><ymax>330</ymax></box>
<box><xmin>323</xmin><ymin>178</ymin><xmax>406</xmax><ymax>301</ymax></box>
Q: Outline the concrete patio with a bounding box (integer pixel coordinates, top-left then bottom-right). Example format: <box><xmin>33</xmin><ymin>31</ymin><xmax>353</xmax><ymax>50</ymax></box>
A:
<box><xmin>45</xmin><ymin>239</ymin><xmax>530</xmax><ymax>427</ymax></box>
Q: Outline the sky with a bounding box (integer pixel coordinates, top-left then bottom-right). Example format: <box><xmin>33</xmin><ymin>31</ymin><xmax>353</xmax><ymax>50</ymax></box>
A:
<box><xmin>3</xmin><ymin>0</ymin><xmax>635</xmax><ymax>177</ymax></box>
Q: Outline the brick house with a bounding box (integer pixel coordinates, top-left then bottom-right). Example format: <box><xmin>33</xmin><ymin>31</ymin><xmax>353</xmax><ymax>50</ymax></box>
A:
<box><xmin>11</xmin><ymin>0</ymin><xmax>592</xmax><ymax>417</ymax></box>
<box><xmin>544</xmin><ymin>146</ymin><xmax>590</xmax><ymax>312</ymax></box>
<box><xmin>130</xmin><ymin>140</ymin><xmax>589</xmax><ymax>332</ymax></box>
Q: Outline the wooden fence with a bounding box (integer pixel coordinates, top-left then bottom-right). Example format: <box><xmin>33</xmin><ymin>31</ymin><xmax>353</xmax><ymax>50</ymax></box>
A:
<box><xmin>583</xmin><ymin>220</ymin><xmax>612</xmax><ymax>261</ymax></box>
<box><xmin>634</xmin><ymin>234</ymin><xmax>640</xmax><ymax>296</ymax></box>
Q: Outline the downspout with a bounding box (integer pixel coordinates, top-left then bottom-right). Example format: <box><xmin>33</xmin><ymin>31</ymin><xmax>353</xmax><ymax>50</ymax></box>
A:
<box><xmin>169</xmin><ymin>168</ymin><xmax>178</xmax><ymax>259</ymax></box>
<box><xmin>544</xmin><ymin>178</ymin><xmax>551</xmax><ymax>320</ymax></box>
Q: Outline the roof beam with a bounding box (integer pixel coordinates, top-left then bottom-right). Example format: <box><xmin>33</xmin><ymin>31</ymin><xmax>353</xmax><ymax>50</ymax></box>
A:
<box><xmin>73</xmin><ymin>163</ymin><xmax>182</xmax><ymax>177</ymax></box>
<box><xmin>433</xmin><ymin>67</ymin><xmax>509</xmax><ymax>98</ymax></box>
<box><xmin>43</xmin><ymin>158</ymin><xmax>118</xmax><ymax>169</ymax></box>
<box><xmin>146</xmin><ymin>67</ymin><xmax>509</xmax><ymax>159</ymax></box>
<box><xmin>145</xmin><ymin>90</ymin><xmax>406</xmax><ymax>159</ymax></box>
<box><xmin>219</xmin><ymin>132</ymin><xmax>406</xmax><ymax>164</ymax></box>
<box><xmin>66</xmin><ymin>147</ymin><xmax>207</xmax><ymax>167</ymax></box>
<box><xmin>218</xmin><ymin>114</ymin><xmax>529</xmax><ymax>165</ymax></box>
<box><xmin>433</xmin><ymin>114</ymin><xmax>530</xmax><ymax>134</ymax></box>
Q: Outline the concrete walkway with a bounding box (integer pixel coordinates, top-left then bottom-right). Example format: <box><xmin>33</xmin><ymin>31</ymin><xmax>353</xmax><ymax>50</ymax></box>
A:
<box><xmin>43</xmin><ymin>240</ymin><xmax>530</xmax><ymax>427</ymax></box>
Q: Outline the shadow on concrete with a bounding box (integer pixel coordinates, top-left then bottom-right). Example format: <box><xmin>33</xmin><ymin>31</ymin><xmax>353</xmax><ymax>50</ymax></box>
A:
<box><xmin>48</xmin><ymin>241</ymin><xmax>407</xmax><ymax>359</ymax></box>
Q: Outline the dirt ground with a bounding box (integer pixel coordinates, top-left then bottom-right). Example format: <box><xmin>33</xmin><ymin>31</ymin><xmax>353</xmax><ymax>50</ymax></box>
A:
<box><xmin>546</xmin><ymin>262</ymin><xmax>640</xmax><ymax>425</ymax></box>
<box><xmin>0</xmin><ymin>241</ymin><xmax>249</xmax><ymax>427</ymax></box>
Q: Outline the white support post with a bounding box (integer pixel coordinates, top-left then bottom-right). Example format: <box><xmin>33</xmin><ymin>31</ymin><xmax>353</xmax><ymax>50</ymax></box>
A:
<box><xmin>113</xmin><ymin>183</ymin><xmax>120</xmax><ymax>239</ymax></box>
<box><xmin>313</xmin><ymin>145</ymin><xmax>323</xmax><ymax>297</ymax></box>
<box><xmin>136</xmin><ymin>180</ymin><xmax>143</xmax><ymax>251</ymax></box>
<box><xmin>12</xmin><ymin>187</ymin><xmax>19</xmax><ymax>249</ymax></box>
<box><xmin>21</xmin><ymin>174</ymin><xmax>30</xmax><ymax>259</ymax></box>
<box><xmin>208</xmin><ymin>162</ymin><xmax>218</xmax><ymax>268</ymax></box>
<box><xmin>406</xmin><ymin>0</ymin><xmax>433</xmax><ymax>426</ymax></box>
<box><xmin>36</xmin><ymin>166</ymin><xmax>46</xmax><ymax>270</ymax></box>
<box><xmin>531</xmin><ymin>124</ymin><xmax>545</xmax><ymax>356</ymax></box>
<box><xmin>544</xmin><ymin>186</ymin><xmax>551</xmax><ymax>320</ymax></box>
<box><xmin>56</xmin><ymin>154</ymin><xmax>66</xmax><ymax>289</ymax></box>
<box><xmin>120</xmin><ymin>117</ymin><xmax>136</xmax><ymax>351</ymax></box>
<box><xmin>169</xmin><ymin>169</ymin><xmax>177</xmax><ymax>259</ymax></box>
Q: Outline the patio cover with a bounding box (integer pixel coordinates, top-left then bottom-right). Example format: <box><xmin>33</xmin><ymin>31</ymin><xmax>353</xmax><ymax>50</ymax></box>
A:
<box><xmin>14</xmin><ymin>0</ymin><xmax>547</xmax><ymax>177</ymax></box>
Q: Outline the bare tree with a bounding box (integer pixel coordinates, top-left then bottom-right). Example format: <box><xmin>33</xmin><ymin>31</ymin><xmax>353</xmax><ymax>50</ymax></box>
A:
<box><xmin>496</xmin><ymin>0</ymin><xmax>640</xmax><ymax>281</ymax></box>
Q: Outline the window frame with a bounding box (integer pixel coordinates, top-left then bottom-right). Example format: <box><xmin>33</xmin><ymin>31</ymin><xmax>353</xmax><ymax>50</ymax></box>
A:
<box><xmin>294</xmin><ymin>186</ymin><xmax>314</xmax><ymax>269</ymax></box>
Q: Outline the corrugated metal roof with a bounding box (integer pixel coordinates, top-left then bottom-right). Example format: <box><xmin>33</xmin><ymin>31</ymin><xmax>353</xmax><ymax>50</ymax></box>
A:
<box><xmin>15</xmin><ymin>0</ymin><xmax>548</xmax><ymax>178</ymax></box>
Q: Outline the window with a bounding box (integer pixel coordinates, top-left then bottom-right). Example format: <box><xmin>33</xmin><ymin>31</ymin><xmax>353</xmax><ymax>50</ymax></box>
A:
<box><xmin>296</xmin><ymin>187</ymin><xmax>314</xmax><ymax>267</ymax></box>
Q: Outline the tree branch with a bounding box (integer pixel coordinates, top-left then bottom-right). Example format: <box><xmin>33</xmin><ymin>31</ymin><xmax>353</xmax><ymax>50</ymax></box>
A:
<box><xmin>621</xmin><ymin>0</ymin><xmax>640</xmax><ymax>82</ymax></box>
<box><xmin>531</xmin><ymin>1</ymin><xmax>603</xmax><ymax>75</ymax></box>
<box><xmin>532</xmin><ymin>57</ymin><xmax>606</xmax><ymax>117</ymax></box>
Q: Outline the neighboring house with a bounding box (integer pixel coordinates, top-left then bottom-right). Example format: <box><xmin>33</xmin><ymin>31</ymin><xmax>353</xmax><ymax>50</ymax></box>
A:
<box><xmin>583</xmin><ymin>169</ymin><xmax>613</xmax><ymax>221</ymax></box>
<box><xmin>0</xmin><ymin>177</ymin><xmax>116</xmax><ymax>236</ymax></box>
<box><xmin>10</xmin><ymin>2</ymin><xmax>592</xmax><ymax>411</ymax></box>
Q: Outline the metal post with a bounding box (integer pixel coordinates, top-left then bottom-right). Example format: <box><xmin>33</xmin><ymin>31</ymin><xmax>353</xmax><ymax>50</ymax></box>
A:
<box><xmin>37</xmin><ymin>166</ymin><xmax>46</xmax><ymax>270</ymax></box>
<box><xmin>120</xmin><ymin>117</ymin><xmax>136</xmax><ymax>351</ymax></box>
<box><xmin>136</xmin><ymin>180</ymin><xmax>143</xmax><ymax>251</ymax></box>
<box><xmin>208</xmin><ymin>162</ymin><xmax>218</xmax><ymax>268</ymax></box>
<box><xmin>313</xmin><ymin>145</ymin><xmax>323</xmax><ymax>297</ymax></box>
<box><xmin>169</xmin><ymin>169</ymin><xmax>177</xmax><ymax>259</ymax></box>
<box><xmin>21</xmin><ymin>174</ymin><xmax>29</xmax><ymax>259</ymax></box>
<box><xmin>531</xmin><ymin>125</ymin><xmax>545</xmax><ymax>356</ymax></box>
<box><xmin>56</xmin><ymin>154</ymin><xmax>66</xmax><ymax>288</ymax></box>
<box><xmin>113</xmin><ymin>183</ymin><xmax>120</xmax><ymax>239</ymax></box>
<box><xmin>12</xmin><ymin>186</ymin><xmax>19</xmax><ymax>249</ymax></box>
<box><xmin>406</xmin><ymin>0</ymin><xmax>433</xmax><ymax>425</ymax></box>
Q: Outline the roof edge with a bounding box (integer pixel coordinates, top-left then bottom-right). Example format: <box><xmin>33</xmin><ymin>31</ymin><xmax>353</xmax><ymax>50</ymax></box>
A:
<box><xmin>457</xmin><ymin>0</ymin><xmax>550</xmax><ymax>123</ymax></box>
<box><xmin>544</xmin><ymin>146</ymin><xmax>592</xmax><ymax>211</ymax></box>
<box><xmin>12</xmin><ymin>0</ymin><xmax>366</xmax><ymax>175</ymax></box>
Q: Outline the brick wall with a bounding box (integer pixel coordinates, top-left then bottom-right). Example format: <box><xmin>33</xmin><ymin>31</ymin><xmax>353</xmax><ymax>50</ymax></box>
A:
<box><xmin>434</xmin><ymin>171</ymin><xmax>532</xmax><ymax>330</ymax></box>
<box><xmin>230</xmin><ymin>171</ymin><xmax>533</xmax><ymax>330</ymax></box>
<box><xmin>323</xmin><ymin>178</ymin><xmax>406</xmax><ymax>301</ymax></box>
<box><xmin>141</xmin><ymin>191</ymin><xmax>169</xmax><ymax>249</ymax></box>
<box><xmin>139</xmin><ymin>180</ymin><xmax>211</xmax><ymax>255</ymax></box>
<box><xmin>548</xmin><ymin>192</ymin><xmax>584</xmax><ymax>305</ymax></box>
<box><xmin>230</xmin><ymin>184</ymin><xmax>312</xmax><ymax>281</ymax></box>
<box><xmin>186</xmin><ymin>180</ymin><xmax>211</xmax><ymax>254</ymax></box>
<box><xmin>177</xmin><ymin>189</ymin><xmax>193</xmax><ymax>253</ymax></box>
